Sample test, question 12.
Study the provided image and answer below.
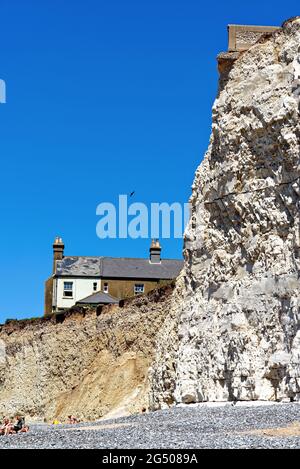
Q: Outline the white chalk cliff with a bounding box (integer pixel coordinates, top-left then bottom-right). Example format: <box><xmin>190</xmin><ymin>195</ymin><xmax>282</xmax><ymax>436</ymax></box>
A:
<box><xmin>150</xmin><ymin>17</ymin><xmax>300</xmax><ymax>407</ymax></box>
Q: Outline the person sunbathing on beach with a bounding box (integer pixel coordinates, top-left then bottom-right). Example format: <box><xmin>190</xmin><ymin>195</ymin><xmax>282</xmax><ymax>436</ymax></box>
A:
<box><xmin>12</xmin><ymin>415</ymin><xmax>29</xmax><ymax>434</ymax></box>
<box><xmin>0</xmin><ymin>417</ymin><xmax>12</xmax><ymax>435</ymax></box>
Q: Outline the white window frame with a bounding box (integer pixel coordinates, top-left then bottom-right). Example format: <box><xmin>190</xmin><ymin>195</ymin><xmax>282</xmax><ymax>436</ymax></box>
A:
<box><xmin>103</xmin><ymin>283</ymin><xmax>109</xmax><ymax>294</ymax></box>
<box><xmin>134</xmin><ymin>284</ymin><xmax>145</xmax><ymax>295</ymax></box>
<box><xmin>63</xmin><ymin>281</ymin><xmax>73</xmax><ymax>298</ymax></box>
<box><xmin>93</xmin><ymin>282</ymin><xmax>98</xmax><ymax>292</ymax></box>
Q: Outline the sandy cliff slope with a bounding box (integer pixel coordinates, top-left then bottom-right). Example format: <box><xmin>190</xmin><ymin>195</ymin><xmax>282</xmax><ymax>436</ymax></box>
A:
<box><xmin>0</xmin><ymin>286</ymin><xmax>173</xmax><ymax>421</ymax></box>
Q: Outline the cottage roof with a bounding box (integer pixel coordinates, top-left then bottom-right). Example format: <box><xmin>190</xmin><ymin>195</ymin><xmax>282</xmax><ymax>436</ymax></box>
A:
<box><xmin>55</xmin><ymin>256</ymin><xmax>183</xmax><ymax>280</ymax></box>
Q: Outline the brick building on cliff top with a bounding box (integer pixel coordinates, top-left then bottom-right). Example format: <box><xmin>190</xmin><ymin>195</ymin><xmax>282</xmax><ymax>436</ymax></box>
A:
<box><xmin>45</xmin><ymin>238</ymin><xmax>183</xmax><ymax>314</ymax></box>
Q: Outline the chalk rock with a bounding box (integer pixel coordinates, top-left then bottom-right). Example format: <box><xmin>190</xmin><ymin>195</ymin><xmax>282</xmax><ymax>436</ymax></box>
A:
<box><xmin>150</xmin><ymin>17</ymin><xmax>300</xmax><ymax>408</ymax></box>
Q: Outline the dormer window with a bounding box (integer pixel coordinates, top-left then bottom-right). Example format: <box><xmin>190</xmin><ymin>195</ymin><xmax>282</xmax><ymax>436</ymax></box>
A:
<box><xmin>93</xmin><ymin>282</ymin><xmax>98</xmax><ymax>292</ymax></box>
<box><xmin>103</xmin><ymin>283</ymin><xmax>109</xmax><ymax>293</ymax></box>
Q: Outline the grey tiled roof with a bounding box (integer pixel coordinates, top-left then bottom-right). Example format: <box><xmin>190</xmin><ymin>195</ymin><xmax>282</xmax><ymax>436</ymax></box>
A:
<box><xmin>101</xmin><ymin>257</ymin><xmax>183</xmax><ymax>279</ymax></box>
<box><xmin>77</xmin><ymin>291</ymin><xmax>119</xmax><ymax>305</ymax></box>
<box><xmin>56</xmin><ymin>256</ymin><xmax>183</xmax><ymax>280</ymax></box>
<box><xmin>56</xmin><ymin>257</ymin><xmax>101</xmax><ymax>277</ymax></box>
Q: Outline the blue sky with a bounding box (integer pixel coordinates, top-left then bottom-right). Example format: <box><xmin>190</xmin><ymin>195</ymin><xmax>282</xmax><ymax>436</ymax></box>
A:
<box><xmin>0</xmin><ymin>0</ymin><xmax>298</xmax><ymax>321</ymax></box>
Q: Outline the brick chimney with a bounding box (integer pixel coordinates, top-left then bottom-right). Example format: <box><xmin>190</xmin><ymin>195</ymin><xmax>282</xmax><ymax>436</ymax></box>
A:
<box><xmin>149</xmin><ymin>239</ymin><xmax>161</xmax><ymax>264</ymax></box>
<box><xmin>53</xmin><ymin>236</ymin><xmax>64</xmax><ymax>273</ymax></box>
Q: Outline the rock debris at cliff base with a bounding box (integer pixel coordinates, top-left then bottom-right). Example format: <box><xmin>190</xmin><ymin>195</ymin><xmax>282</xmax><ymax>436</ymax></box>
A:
<box><xmin>1</xmin><ymin>404</ymin><xmax>300</xmax><ymax>449</ymax></box>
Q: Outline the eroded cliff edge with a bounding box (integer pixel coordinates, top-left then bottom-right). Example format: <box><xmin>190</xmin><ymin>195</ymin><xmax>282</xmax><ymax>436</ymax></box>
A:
<box><xmin>0</xmin><ymin>286</ymin><xmax>173</xmax><ymax>421</ymax></box>
<box><xmin>150</xmin><ymin>17</ymin><xmax>300</xmax><ymax>408</ymax></box>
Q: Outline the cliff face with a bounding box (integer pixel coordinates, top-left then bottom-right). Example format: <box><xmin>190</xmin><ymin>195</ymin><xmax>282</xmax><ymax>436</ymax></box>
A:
<box><xmin>150</xmin><ymin>18</ymin><xmax>300</xmax><ymax>408</ymax></box>
<box><xmin>0</xmin><ymin>286</ymin><xmax>173</xmax><ymax>421</ymax></box>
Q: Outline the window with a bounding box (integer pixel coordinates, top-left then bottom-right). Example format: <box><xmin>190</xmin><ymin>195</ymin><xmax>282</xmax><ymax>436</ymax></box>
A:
<box><xmin>63</xmin><ymin>282</ymin><xmax>73</xmax><ymax>298</ymax></box>
<box><xmin>134</xmin><ymin>284</ymin><xmax>145</xmax><ymax>295</ymax></box>
<box><xmin>103</xmin><ymin>283</ymin><xmax>109</xmax><ymax>293</ymax></box>
<box><xmin>93</xmin><ymin>282</ymin><xmax>98</xmax><ymax>292</ymax></box>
